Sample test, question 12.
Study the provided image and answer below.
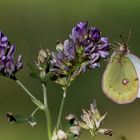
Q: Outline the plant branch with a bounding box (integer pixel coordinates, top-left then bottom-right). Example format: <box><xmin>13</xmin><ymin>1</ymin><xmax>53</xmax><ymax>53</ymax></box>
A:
<box><xmin>16</xmin><ymin>79</ymin><xmax>44</xmax><ymax>110</ymax></box>
<box><xmin>56</xmin><ymin>87</ymin><xmax>67</xmax><ymax>130</ymax></box>
<box><xmin>42</xmin><ymin>82</ymin><xmax>52</xmax><ymax>139</ymax></box>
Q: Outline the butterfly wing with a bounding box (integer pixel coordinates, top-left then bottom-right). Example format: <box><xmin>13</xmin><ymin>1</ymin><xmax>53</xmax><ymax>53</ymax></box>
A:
<box><xmin>127</xmin><ymin>53</ymin><xmax>140</xmax><ymax>98</ymax></box>
<box><xmin>102</xmin><ymin>55</ymin><xmax>138</xmax><ymax>104</ymax></box>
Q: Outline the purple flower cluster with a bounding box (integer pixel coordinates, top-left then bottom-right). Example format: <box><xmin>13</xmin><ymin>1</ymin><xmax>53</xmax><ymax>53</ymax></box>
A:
<box><xmin>50</xmin><ymin>22</ymin><xmax>110</xmax><ymax>86</ymax></box>
<box><xmin>0</xmin><ymin>32</ymin><xmax>22</xmax><ymax>79</ymax></box>
<box><xmin>70</xmin><ymin>22</ymin><xmax>109</xmax><ymax>68</ymax></box>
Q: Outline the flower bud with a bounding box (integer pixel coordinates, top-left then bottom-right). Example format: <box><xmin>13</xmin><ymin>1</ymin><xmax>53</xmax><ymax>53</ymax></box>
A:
<box><xmin>36</xmin><ymin>48</ymin><xmax>51</xmax><ymax>79</ymax></box>
<box><xmin>57</xmin><ymin>130</ymin><xmax>67</xmax><ymax>140</ymax></box>
<box><xmin>37</xmin><ymin>48</ymin><xmax>50</xmax><ymax>65</ymax></box>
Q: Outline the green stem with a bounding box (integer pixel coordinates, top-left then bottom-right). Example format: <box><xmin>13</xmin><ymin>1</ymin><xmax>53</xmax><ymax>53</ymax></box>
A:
<box><xmin>16</xmin><ymin>80</ymin><xmax>44</xmax><ymax>109</ymax></box>
<box><xmin>16</xmin><ymin>80</ymin><xmax>38</xmax><ymax>101</ymax></box>
<box><xmin>42</xmin><ymin>82</ymin><xmax>52</xmax><ymax>140</ymax></box>
<box><xmin>92</xmin><ymin>135</ymin><xmax>95</xmax><ymax>140</ymax></box>
<box><xmin>91</xmin><ymin>131</ymin><xmax>96</xmax><ymax>140</ymax></box>
<box><xmin>30</xmin><ymin>107</ymin><xmax>39</xmax><ymax>117</ymax></box>
<box><xmin>56</xmin><ymin>87</ymin><xmax>67</xmax><ymax>130</ymax></box>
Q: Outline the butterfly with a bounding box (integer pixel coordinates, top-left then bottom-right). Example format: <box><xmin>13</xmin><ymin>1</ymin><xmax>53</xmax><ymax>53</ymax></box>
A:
<box><xmin>102</xmin><ymin>31</ymin><xmax>140</xmax><ymax>104</ymax></box>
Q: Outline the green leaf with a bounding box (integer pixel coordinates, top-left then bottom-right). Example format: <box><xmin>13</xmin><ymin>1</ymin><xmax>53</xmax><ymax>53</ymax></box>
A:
<box><xmin>6</xmin><ymin>113</ymin><xmax>28</xmax><ymax>124</ymax></box>
<box><xmin>27</xmin><ymin>63</ymin><xmax>41</xmax><ymax>80</ymax></box>
<box><xmin>6</xmin><ymin>113</ymin><xmax>37</xmax><ymax>127</ymax></box>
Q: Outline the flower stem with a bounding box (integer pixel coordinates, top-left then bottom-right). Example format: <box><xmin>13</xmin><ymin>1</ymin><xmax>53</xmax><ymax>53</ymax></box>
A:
<box><xmin>56</xmin><ymin>87</ymin><xmax>67</xmax><ymax>130</ymax></box>
<box><xmin>16</xmin><ymin>80</ymin><xmax>44</xmax><ymax>109</ymax></box>
<box><xmin>92</xmin><ymin>136</ymin><xmax>95</xmax><ymax>140</ymax></box>
<box><xmin>30</xmin><ymin>107</ymin><xmax>39</xmax><ymax>117</ymax></box>
<box><xmin>42</xmin><ymin>82</ymin><xmax>52</xmax><ymax>140</ymax></box>
<box><xmin>91</xmin><ymin>131</ymin><xmax>96</xmax><ymax>140</ymax></box>
<box><xmin>92</xmin><ymin>135</ymin><xmax>95</xmax><ymax>140</ymax></box>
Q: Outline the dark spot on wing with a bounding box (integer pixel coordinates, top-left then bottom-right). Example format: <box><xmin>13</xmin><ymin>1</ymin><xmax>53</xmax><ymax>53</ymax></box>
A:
<box><xmin>134</xmin><ymin>78</ymin><xmax>138</xmax><ymax>81</ymax></box>
<box><xmin>122</xmin><ymin>79</ymin><xmax>129</xmax><ymax>86</ymax></box>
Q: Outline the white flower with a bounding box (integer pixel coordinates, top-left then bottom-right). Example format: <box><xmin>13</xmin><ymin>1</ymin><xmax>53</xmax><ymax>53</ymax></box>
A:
<box><xmin>51</xmin><ymin>130</ymin><xmax>67</xmax><ymax>140</ymax></box>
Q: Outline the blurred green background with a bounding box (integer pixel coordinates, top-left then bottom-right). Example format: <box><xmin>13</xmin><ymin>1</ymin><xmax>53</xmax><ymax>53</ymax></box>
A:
<box><xmin>0</xmin><ymin>0</ymin><xmax>140</xmax><ymax>140</ymax></box>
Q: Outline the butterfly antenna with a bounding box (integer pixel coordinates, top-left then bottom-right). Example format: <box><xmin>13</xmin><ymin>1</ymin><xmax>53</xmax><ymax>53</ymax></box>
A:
<box><xmin>126</xmin><ymin>29</ymin><xmax>132</xmax><ymax>46</ymax></box>
<box><xmin>119</xmin><ymin>34</ymin><xmax>125</xmax><ymax>44</ymax></box>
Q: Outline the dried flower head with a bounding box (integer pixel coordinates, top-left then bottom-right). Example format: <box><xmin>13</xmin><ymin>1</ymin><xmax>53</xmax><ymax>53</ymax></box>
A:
<box><xmin>69</xmin><ymin>126</ymin><xmax>81</xmax><ymax>137</ymax></box>
<box><xmin>65</xmin><ymin>114</ymin><xmax>79</xmax><ymax>125</ymax></box>
<box><xmin>36</xmin><ymin>48</ymin><xmax>50</xmax><ymax>79</ymax></box>
<box><xmin>79</xmin><ymin>100</ymin><xmax>112</xmax><ymax>136</ymax></box>
<box><xmin>0</xmin><ymin>31</ymin><xmax>22</xmax><ymax>79</ymax></box>
<box><xmin>65</xmin><ymin>114</ymin><xmax>81</xmax><ymax>138</ymax></box>
<box><xmin>65</xmin><ymin>100</ymin><xmax>112</xmax><ymax>138</ymax></box>
<box><xmin>50</xmin><ymin>22</ymin><xmax>110</xmax><ymax>86</ymax></box>
<box><xmin>52</xmin><ymin>130</ymin><xmax>67</xmax><ymax>140</ymax></box>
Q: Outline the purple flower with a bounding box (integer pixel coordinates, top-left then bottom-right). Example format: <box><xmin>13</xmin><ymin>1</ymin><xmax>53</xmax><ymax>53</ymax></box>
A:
<box><xmin>89</xmin><ymin>27</ymin><xmax>101</xmax><ymax>41</ymax></box>
<box><xmin>71</xmin><ymin>22</ymin><xmax>109</xmax><ymax>68</ymax></box>
<box><xmin>70</xmin><ymin>22</ymin><xmax>109</xmax><ymax>58</ymax></box>
<box><xmin>71</xmin><ymin>22</ymin><xmax>88</xmax><ymax>43</ymax></box>
<box><xmin>64</xmin><ymin>40</ymin><xmax>76</xmax><ymax>61</ymax></box>
<box><xmin>50</xmin><ymin>22</ymin><xmax>110</xmax><ymax>86</ymax></box>
<box><xmin>0</xmin><ymin>32</ymin><xmax>9</xmax><ymax>48</ymax></box>
<box><xmin>51</xmin><ymin>50</ymin><xmax>71</xmax><ymax>76</ymax></box>
<box><xmin>0</xmin><ymin>31</ymin><xmax>23</xmax><ymax>79</ymax></box>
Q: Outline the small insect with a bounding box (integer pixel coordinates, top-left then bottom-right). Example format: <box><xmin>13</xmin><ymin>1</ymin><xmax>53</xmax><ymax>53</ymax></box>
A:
<box><xmin>102</xmin><ymin>31</ymin><xmax>140</xmax><ymax>104</ymax></box>
<box><xmin>6</xmin><ymin>112</ymin><xmax>16</xmax><ymax>123</ymax></box>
